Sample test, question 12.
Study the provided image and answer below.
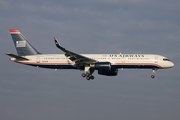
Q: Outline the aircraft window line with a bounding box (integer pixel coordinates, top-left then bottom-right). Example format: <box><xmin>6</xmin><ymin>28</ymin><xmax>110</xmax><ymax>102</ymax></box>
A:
<box><xmin>44</xmin><ymin>58</ymin><xmax>67</xmax><ymax>59</ymax></box>
<box><xmin>128</xmin><ymin>58</ymin><xmax>150</xmax><ymax>60</ymax></box>
<box><xmin>44</xmin><ymin>57</ymin><xmax>151</xmax><ymax>60</ymax></box>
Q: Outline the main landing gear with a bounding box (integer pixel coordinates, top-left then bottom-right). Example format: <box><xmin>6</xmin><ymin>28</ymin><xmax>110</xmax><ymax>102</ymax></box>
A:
<box><xmin>151</xmin><ymin>68</ymin><xmax>157</xmax><ymax>79</ymax></box>
<box><xmin>82</xmin><ymin>73</ymin><xmax>94</xmax><ymax>80</ymax></box>
<box><xmin>82</xmin><ymin>65</ymin><xmax>95</xmax><ymax>80</ymax></box>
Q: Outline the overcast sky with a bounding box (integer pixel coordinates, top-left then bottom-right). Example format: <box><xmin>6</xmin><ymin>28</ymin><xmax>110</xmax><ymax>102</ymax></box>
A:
<box><xmin>0</xmin><ymin>0</ymin><xmax>180</xmax><ymax>120</ymax></box>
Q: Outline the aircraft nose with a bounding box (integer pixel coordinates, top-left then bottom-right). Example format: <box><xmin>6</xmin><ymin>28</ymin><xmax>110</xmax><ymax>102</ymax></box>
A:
<box><xmin>170</xmin><ymin>62</ymin><xmax>174</xmax><ymax>68</ymax></box>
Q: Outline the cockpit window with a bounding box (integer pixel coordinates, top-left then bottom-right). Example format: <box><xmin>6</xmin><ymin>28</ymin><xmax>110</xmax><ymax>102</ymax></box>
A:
<box><xmin>163</xmin><ymin>58</ymin><xmax>170</xmax><ymax>61</ymax></box>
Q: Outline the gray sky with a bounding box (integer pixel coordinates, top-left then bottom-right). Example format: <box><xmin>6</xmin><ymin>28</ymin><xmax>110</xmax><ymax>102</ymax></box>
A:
<box><xmin>0</xmin><ymin>0</ymin><xmax>180</xmax><ymax>120</ymax></box>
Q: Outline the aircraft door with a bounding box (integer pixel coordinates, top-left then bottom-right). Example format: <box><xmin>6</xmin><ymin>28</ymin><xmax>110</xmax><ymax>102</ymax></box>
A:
<box><xmin>154</xmin><ymin>56</ymin><xmax>158</xmax><ymax>63</ymax></box>
<box><xmin>37</xmin><ymin>56</ymin><xmax>40</xmax><ymax>63</ymax></box>
<box><xmin>121</xmin><ymin>57</ymin><xmax>125</xmax><ymax>63</ymax></box>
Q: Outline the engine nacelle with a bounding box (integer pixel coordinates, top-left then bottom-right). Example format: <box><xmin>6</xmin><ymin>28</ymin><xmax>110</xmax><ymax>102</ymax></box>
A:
<box><xmin>93</xmin><ymin>62</ymin><xmax>111</xmax><ymax>71</ymax></box>
<box><xmin>98</xmin><ymin>69</ymin><xmax>118</xmax><ymax>76</ymax></box>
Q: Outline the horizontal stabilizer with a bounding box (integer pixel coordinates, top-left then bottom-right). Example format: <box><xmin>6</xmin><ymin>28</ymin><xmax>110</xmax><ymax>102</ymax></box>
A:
<box><xmin>6</xmin><ymin>53</ymin><xmax>29</xmax><ymax>61</ymax></box>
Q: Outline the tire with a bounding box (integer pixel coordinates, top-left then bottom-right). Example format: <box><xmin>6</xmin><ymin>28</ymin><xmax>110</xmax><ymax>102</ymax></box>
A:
<box><xmin>86</xmin><ymin>73</ymin><xmax>90</xmax><ymax>77</ymax></box>
<box><xmin>151</xmin><ymin>75</ymin><xmax>155</xmax><ymax>79</ymax></box>
<box><xmin>82</xmin><ymin>73</ymin><xmax>86</xmax><ymax>77</ymax></box>
<box><xmin>86</xmin><ymin>76</ymin><xmax>90</xmax><ymax>80</ymax></box>
<box><xmin>90</xmin><ymin>76</ymin><xmax>94</xmax><ymax>80</ymax></box>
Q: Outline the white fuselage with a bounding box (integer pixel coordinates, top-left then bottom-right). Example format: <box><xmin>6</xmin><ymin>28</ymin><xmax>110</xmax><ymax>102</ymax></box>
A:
<box><xmin>12</xmin><ymin>54</ymin><xmax>174</xmax><ymax>69</ymax></box>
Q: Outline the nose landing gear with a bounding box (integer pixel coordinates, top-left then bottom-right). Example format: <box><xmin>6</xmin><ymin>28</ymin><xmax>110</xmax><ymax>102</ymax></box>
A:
<box><xmin>151</xmin><ymin>68</ymin><xmax>157</xmax><ymax>79</ymax></box>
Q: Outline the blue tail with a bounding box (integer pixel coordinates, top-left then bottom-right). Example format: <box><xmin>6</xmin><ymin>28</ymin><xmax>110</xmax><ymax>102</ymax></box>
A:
<box><xmin>9</xmin><ymin>29</ymin><xmax>41</xmax><ymax>56</ymax></box>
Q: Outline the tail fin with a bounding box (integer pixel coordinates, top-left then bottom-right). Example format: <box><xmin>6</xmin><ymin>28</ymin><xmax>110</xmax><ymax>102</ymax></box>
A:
<box><xmin>9</xmin><ymin>29</ymin><xmax>41</xmax><ymax>56</ymax></box>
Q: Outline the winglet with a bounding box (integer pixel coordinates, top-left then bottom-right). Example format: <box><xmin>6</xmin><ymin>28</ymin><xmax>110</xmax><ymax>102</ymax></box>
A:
<box><xmin>54</xmin><ymin>37</ymin><xmax>61</xmax><ymax>47</ymax></box>
<box><xmin>53</xmin><ymin>37</ymin><xmax>66</xmax><ymax>52</ymax></box>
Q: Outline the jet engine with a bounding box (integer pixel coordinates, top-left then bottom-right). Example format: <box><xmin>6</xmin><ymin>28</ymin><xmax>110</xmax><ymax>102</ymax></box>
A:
<box><xmin>89</xmin><ymin>62</ymin><xmax>118</xmax><ymax>76</ymax></box>
<box><xmin>92</xmin><ymin>62</ymin><xmax>111</xmax><ymax>71</ymax></box>
<box><xmin>98</xmin><ymin>69</ymin><xmax>118</xmax><ymax>76</ymax></box>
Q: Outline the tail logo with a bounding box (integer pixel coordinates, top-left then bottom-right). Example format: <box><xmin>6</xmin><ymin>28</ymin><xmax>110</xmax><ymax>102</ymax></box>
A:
<box><xmin>16</xmin><ymin>41</ymin><xmax>26</xmax><ymax>47</ymax></box>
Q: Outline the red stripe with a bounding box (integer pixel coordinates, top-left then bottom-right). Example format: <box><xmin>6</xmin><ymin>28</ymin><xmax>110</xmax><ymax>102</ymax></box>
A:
<box><xmin>9</xmin><ymin>29</ymin><xmax>20</xmax><ymax>33</ymax></box>
<box><xmin>111</xmin><ymin>63</ymin><xmax>162</xmax><ymax>68</ymax></box>
<box><xmin>18</xmin><ymin>62</ymin><xmax>162</xmax><ymax>68</ymax></box>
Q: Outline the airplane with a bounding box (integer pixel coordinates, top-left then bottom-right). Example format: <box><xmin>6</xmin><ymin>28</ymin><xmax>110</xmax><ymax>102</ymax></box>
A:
<box><xmin>6</xmin><ymin>29</ymin><xmax>174</xmax><ymax>80</ymax></box>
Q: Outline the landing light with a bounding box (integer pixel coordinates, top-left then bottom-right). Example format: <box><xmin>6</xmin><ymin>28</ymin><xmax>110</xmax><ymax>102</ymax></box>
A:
<box><xmin>10</xmin><ymin>58</ymin><xmax>16</xmax><ymax>61</ymax></box>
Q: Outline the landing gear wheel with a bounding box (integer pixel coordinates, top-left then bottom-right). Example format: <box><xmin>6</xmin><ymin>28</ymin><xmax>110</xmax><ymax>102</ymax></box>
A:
<box><xmin>90</xmin><ymin>76</ymin><xmax>94</xmax><ymax>80</ymax></box>
<box><xmin>82</xmin><ymin>73</ymin><xmax>86</xmax><ymax>77</ymax></box>
<box><xmin>86</xmin><ymin>73</ymin><xmax>90</xmax><ymax>77</ymax></box>
<box><xmin>151</xmin><ymin>75</ymin><xmax>155</xmax><ymax>79</ymax></box>
<box><xmin>86</xmin><ymin>76</ymin><xmax>90</xmax><ymax>80</ymax></box>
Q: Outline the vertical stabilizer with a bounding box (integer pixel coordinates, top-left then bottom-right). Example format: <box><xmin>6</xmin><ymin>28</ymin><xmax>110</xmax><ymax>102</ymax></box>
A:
<box><xmin>9</xmin><ymin>29</ymin><xmax>40</xmax><ymax>56</ymax></box>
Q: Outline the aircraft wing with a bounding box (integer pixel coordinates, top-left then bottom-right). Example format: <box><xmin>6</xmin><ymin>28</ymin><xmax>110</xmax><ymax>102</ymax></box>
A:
<box><xmin>54</xmin><ymin>37</ymin><xmax>97</xmax><ymax>66</ymax></box>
